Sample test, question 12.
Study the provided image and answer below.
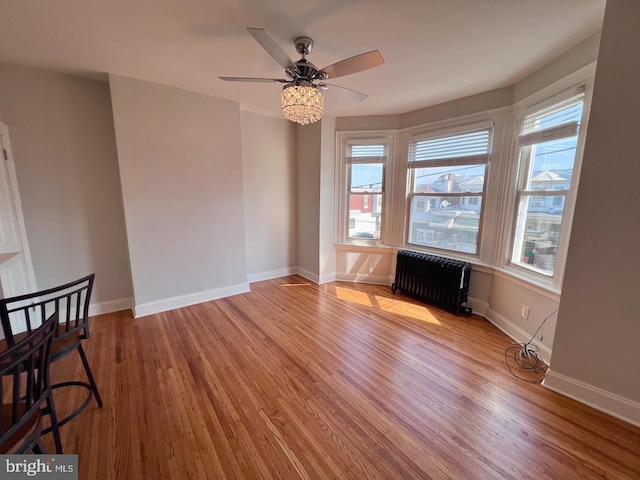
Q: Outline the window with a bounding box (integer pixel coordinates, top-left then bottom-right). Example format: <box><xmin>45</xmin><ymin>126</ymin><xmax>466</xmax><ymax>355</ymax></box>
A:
<box><xmin>511</xmin><ymin>94</ymin><xmax>584</xmax><ymax>276</ymax></box>
<box><xmin>406</xmin><ymin>125</ymin><xmax>492</xmax><ymax>254</ymax></box>
<box><xmin>346</xmin><ymin>143</ymin><xmax>386</xmax><ymax>240</ymax></box>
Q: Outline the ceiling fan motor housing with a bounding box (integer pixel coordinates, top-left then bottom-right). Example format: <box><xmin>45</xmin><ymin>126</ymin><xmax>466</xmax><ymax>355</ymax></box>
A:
<box><xmin>290</xmin><ymin>58</ymin><xmax>325</xmax><ymax>83</ymax></box>
<box><xmin>294</xmin><ymin>36</ymin><xmax>314</xmax><ymax>56</ymax></box>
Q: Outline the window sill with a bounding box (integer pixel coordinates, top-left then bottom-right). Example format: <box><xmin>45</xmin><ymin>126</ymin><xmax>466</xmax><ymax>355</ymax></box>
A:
<box><xmin>334</xmin><ymin>242</ymin><xmax>397</xmax><ymax>254</ymax></box>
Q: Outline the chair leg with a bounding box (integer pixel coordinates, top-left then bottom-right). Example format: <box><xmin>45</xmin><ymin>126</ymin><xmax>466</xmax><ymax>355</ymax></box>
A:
<box><xmin>33</xmin><ymin>441</ymin><xmax>45</xmax><ymax>454</ymax></box>
<box><xmin>78</xmin><ymin>343</ymin><xmax>103</xmax><ymax>408</ymax></box>
<box><xmin>46</xmin><ymin>395</ymin><xmax>64</xmax><ymax>454</ymax></box>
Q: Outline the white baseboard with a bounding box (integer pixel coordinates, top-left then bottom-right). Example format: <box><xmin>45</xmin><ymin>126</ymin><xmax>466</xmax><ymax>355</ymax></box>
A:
<box><xmin>133</xmin><ymin>283</ymin><xmax>250</xmax><ymax>318</ymax></box>
<box><xmin>246</xmin><ymin>266</ymin><xmax>339</xmax><ymax>285</ymax></box>
<box><xmin>544</xmin><ymin>370</ymin><xmax>640</xmax><ymax>427</ymax></box>
<box><xmin>295</xmin><ymin>267</ymin><xmax>319</xmax><ymax>283</ymax></box>
<box><xmin>485</xmin><ymin>308</ymin><xmax>552</xmax><ymax>364</ymax></box>
<box><xmin>318</xmin><ymin>272</ymin><xmax>337</xmax><ymax>284</ymax></box>
<box><xmin>248</xmin><ymin>267</ymin><xmax>297</xmax><ymax>284</ymax></box>
<box><xmin>89</xmin><ymin>297</ymin><xmax>133</xmax><ymax>317</ymax></box>
<box><xmin>296</xmin><ymin>269</ymin><xmax>336</xmax><ymax>284</ymax></box>
<box><xmin>467</xmin><ymin>297</ymin><xmax>489</xmax><ymax>316</ymax></box>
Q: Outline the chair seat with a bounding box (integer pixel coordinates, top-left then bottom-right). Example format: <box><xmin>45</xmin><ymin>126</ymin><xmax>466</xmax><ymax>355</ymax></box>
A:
<box><xmin>1</xmin><ymin>274</ymin><xmax>98</xmax><ymax>455</ymax></box>
<box><xmin>0</xmin><ymin>324</ymin><xmax>82</xmax><ymax>361</ymax></box>
<box><xmin>0</xmin><ymin>403</ymin><xmax>40</xmax><ymax>454</ymax></box>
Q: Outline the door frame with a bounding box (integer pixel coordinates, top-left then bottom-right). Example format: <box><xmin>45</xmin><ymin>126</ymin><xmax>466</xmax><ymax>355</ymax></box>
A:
<box><xmin>0</xmin><ymin>122</ymin><xmax>37</xmax><ymax>295</ymax></box>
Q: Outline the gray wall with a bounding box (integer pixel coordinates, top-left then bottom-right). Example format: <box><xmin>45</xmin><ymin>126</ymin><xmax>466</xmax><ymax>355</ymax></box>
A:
<box><xmin>109</xmin><ymin>75</ymin><xmax>248</xmax><ymax>307</ymax></box>
<box><xmin>335</xmin><ymin>86</ymin><xmax>514</xmax><ymax>132</ymax></box>
<box><xmin>240</xmin><ymin>111</ymin><xmax>297</xmax><ymax>278</ymax></box>
<box><xmin>296</xmin><ymin>122</ymin><xmax>322</xmax><ymax>277</ymax></box>
<box><xmin>550</xmin><ymin>0</ymin><xmax>640</xmax><ymax>403</ymax></box>
<box><xmin>319</xmin><ymin>116</ymin><xmax>336</xmax><ymax>278</ymax></box>
<box><xmin>514</xmin><ymin>32</ymin><xmax>601</xmax><ymax>102</ymax></box>
<box><xmin>0</xmin><ymin>62</ymin><xmax>132</xmax><ymax>305</ymax></box>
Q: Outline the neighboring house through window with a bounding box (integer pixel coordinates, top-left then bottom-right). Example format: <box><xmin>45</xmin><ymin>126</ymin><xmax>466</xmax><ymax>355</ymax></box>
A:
<box><xmin>406</xmin><ymin>124</ymin><xmax>493</xmax><ymax>254</ymax></box>
<box><xmin>345</xmin><ymin>142</ymin><xmax>386</xmax><ymax>240</ymax></box>
<box><xmin>510</xmin><ymin>91</ymin><xmax>586</xmax><ymax>277</ymax></box>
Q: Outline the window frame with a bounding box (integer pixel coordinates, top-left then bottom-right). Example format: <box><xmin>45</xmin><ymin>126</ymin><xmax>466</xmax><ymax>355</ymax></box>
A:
<box><xmin>404</xmin><ymin>121</ymin><xmax>494</xmax><ymax>257</ymax></box>
<box><xmin>506</xmin><ymin>83</ymin><xmax>593</xmax><ymax>288</ymax></box>
<box><xmin>336</xmin><ymin>134</ymin><xmax>392</xmax><ymax>244</ymax></box>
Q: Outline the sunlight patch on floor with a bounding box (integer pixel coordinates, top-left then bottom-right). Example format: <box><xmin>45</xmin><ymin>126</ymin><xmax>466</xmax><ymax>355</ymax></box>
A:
<box><xmin>334</xmin><ymin>286</ymin><xmax>374</xmax><ymax>307</ymax></box>
<box><xmin>333</xmin><ymin>286</ymin><xmax>441</xmax><ymax>325</ymax></box>
<box><xmin>376</xmin><ymin>296</ymin><xmax>441</xmax><ymax>325</ymax></box>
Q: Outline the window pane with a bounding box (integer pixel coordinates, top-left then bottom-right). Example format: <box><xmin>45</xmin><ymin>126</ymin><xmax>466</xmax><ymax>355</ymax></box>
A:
<box><xmin>408</xmin><ymin>195</ymin><xmax>481</xmax><ymax>254</ymax></box>
<box><xmin>412</xmin><ymin>165</ymin><xmax>486</xmax><ymax>193</ymax></box>
<box><xmin>349</xmin><ymin>193</ymin><xmax>382</xmax><ymax>239</ymax></box>
<box><xmin>512</xmin><ymin>194</ymin><xmax>565</xmax><ymax>274</ymax></box>
<box><xmin>526</xmin><ymin>136</ymin><xmax>577</xmax><ymax>188</ymax></box>
<box><xmin>350</xmin><ymin>163</ymin><xmax>383</xmax><ymax>192</ymax></box>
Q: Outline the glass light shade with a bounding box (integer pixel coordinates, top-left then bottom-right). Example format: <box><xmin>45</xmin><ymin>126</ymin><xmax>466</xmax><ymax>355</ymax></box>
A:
<box><xmin>281</xmin><ymin>84</ymin><xmax>324</xmax><ymax>125</ymax></box>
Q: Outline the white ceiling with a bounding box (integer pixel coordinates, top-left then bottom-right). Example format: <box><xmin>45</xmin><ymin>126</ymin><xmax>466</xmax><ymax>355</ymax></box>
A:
<box><xmin>0</xmin><ymin>0</ymin><xmax>605</xmax><ymax>119</ymax></box>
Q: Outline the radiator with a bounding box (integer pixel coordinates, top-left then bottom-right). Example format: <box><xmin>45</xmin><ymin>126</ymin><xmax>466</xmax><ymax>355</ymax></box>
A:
<box><xmin>391</xmin><ymin>250</ymin><xmax>472</xmax><ymax>315</ymax></box>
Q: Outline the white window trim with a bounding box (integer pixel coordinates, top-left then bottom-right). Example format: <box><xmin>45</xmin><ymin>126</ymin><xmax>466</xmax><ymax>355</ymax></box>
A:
<box><xmin>335</xmin><ymin>132</ymin><xmax>394</xmax><ymax>244</ymax></box>
<box><xmin>404</xmin><ymin>120</ymin><xmax>494</xmax><ymax>257</ymax></box>
<box><xmin>499</xmin><ymin>68</ymin><xmax>596</xmax><ymax>290</ymax></box>
<box><xmin>336</xmin><ymin>110</ymin><xmax>509</xmax><ymax>263</ymax></box>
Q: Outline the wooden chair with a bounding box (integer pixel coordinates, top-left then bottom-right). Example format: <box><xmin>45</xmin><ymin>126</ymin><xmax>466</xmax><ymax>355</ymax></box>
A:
<box><xmin>0</xmin><ymin>274</ymin><xmax>102</xmax><ymax>453</ymax></box>
<box><xmin>0</xmin><ymin>311</ymin><xmax>58</xmax><ymax>454</ymax></box>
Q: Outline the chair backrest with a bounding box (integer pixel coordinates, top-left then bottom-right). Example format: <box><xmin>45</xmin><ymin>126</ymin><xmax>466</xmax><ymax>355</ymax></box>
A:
<box><xmin>0</xmin><ymin>311</ymin><xmax>57</xmax><ymax>449</ymax></box>
<box><xmin>0</xmin><ymin>274</ymin><xmax>95</xmax><ymax>348</ymax></box>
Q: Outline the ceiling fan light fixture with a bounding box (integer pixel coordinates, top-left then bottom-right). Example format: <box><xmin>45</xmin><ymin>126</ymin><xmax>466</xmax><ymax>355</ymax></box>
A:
<box><xmin>281</xmin><ymin>83</ymin><xmax>324</xmax><ymax>125</ymax></box>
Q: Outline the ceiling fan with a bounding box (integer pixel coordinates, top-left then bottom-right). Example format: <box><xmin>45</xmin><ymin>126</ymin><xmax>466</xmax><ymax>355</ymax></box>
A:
<box><xmin>220</xmin><ymin>28</ymin><xmax>384</xmax><ymax>124</ymax></box>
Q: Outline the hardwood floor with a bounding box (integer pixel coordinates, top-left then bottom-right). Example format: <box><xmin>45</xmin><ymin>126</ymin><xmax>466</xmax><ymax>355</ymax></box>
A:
<box><xmin>43</xmin><ymin>276</ymin><xmax>640</xmax><ymax>479</ymax></box>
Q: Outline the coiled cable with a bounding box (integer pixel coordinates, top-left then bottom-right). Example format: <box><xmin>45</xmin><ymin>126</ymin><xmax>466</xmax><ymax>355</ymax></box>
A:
<box><xmin>504</xmin><ymin>309</ymin><xmax>558</xmax><ymax>384</ymax></box>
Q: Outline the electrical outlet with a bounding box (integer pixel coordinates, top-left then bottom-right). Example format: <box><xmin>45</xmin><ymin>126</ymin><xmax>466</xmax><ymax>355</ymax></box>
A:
<box><xmin>521</xmin><ymin>305</ymin><xmax>530</xmax><ymax>320</ymax></box>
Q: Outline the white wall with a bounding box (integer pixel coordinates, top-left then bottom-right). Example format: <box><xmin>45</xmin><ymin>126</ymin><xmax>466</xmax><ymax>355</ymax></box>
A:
<box><xmin>109</xmin><ymin>75</ymin><xmax>248</xmax><ymax>315</ymax></box>
<box><xmin>335</xmin><ymin>246</ymin><xmax>395</xmax><ymax>285</ymax></box>
<box><xmin>545</xmin><ymin>0</ymin><xmax>640</xmax><ymax>424</ymax></box>
<box><xmin>240</xmin><ymin>111</ymin><xmax>297</xmax><ymax>282</ymax></box>
<box><xmin>0</xmin><ymin>62</ymin><xmax>132</xmax><ymax>310</ymax></box>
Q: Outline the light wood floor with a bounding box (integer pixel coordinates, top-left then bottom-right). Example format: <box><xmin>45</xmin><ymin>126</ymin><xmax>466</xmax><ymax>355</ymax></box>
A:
<box><xmin>44</xmin><ymin>276</ymin><xmax>640</xmax><ymax>479</ymax></box>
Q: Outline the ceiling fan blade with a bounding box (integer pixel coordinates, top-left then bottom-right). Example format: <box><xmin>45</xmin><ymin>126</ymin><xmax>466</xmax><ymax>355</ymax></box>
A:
<box><xmin>247</xmin><ymin>28</ymin><xmax>295</xmax><ymax>70</ymax></box>
<box><xmin>219</xmin><ymin>77</ymin><xmax>288</xmax><ymax>83</ymax></box>
<box><xmin>320</xmin><ymin>50</ymin><xmax>384</xmax><ymax>80</ymax></box>
<box><xmin>321</xmin><ymin>83</ymin><xmax>368</xmax><ymax>103</ymax></box>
